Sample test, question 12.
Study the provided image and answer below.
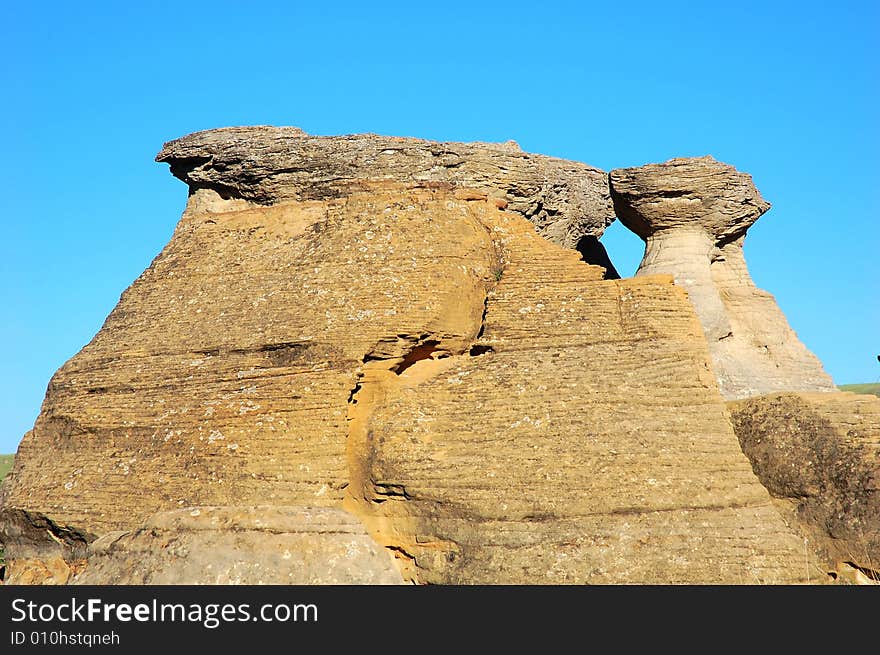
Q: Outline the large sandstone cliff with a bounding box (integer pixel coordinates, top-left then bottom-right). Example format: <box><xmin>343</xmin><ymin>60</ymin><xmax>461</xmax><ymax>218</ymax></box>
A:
<box><xmin>0</xmin><ymin>128</ymin><xmax>853</xmax><ymax>584</ymax></box>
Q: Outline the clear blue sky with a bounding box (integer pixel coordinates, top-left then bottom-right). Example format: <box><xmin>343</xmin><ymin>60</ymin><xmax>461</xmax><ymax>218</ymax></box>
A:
<box><xmin>2</xmin><ymin>1</ymin><xmax>877</xmax><ymax>453</ymax></box>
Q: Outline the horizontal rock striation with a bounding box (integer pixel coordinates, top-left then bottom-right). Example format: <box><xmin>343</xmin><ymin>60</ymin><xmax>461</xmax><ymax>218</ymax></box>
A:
<box><xmin>610</xmin><ymin>156</ymin><xmax>836</xmax><ymax>400</ymax></box>
<box><xmin>0</xmin><ymin>183</ymin><xmax>502</xmax><ymax>569</ymax></box>
<box><xmin>356</xmin><ymin>202</ymin><xmax>814</xmax><ymax>583</ymax></box>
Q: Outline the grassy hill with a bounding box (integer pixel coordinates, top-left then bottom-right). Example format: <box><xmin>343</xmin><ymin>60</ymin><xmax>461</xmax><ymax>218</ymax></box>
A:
<box><xmin>0</xmin><ymin>454</ymin><xmax>10</xmax><ymax>572</ymax></box>
<box><xmin>0</xmin><ymin>454</ymin><xmax>13</xmax><ymax>483</ymax></box>
<box><xmin>839</xmin><ymin>383</ymin><xmax>880</xmax><ymax>397</ymax></box>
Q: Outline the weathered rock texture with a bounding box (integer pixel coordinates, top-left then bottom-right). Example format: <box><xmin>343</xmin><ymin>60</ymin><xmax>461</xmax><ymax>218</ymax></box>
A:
<box><xmin>351</xmin><ymin>203</ymin><xmax>813</xmax><ymax>584</ymax></box>
<box><xmin>72</xmin><ymin>507</ymin><xmax>404</xmax><ymax>585</ymax></box>
<box><xmin>0</xmin><ymin>128</ymin><xmax>819</xmax><ymax>584</ymax></box>
<box><xmin>609</xmin><ymin>156</ymin><xmax>836</xmax><ymax>400</ymax></box>
<box><xmin>729</xmin><ymin>391</ymin><xmax>880</xmax><ymax>580</ymax></box>
<box><xmin>156</xmin><ymin>126</ymin><xmax>615</xmax><ymax>251</ymax></box>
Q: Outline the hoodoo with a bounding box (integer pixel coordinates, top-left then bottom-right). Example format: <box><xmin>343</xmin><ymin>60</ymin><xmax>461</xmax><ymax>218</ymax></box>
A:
<box><xmin>609</xmin><ymin>156</ymin><xmax>837</xmax><ymax>400</ymax></box>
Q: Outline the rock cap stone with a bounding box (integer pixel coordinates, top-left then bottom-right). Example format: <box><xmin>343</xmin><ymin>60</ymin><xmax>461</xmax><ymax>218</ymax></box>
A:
<box><xmin>609</xmin><ymin>155</ymin><xmax>770</xmax><ymax>243</ymax></box>
<box><xmin>156</xmin><ymin>125</ymin><xmax>615</xmax><ymax>248</ymax></box>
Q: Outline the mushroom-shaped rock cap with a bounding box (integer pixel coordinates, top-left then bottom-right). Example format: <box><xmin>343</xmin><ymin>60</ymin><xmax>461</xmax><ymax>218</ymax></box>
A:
<box><xmin>156</xmin><ymin>125</ymin><xmax>614</xmax><ymax>248</ymax></box>
<box><xmin>609</xmin><ymin>156</ymin><xmax>770</xmax><ymax>243</ymax></box>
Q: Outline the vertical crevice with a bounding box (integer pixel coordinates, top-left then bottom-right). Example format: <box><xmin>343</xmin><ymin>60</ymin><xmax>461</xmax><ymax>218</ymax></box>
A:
<box><xmin>341</xmin><ymin>284</ymin><xmax>497</xmax><ymax>582</ymax></box>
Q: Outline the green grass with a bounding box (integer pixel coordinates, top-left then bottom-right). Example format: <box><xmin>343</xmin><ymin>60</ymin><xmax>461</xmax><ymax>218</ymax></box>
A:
<box><xmin>0</xmin><ymin>454</ymin><xmax>10</xmax><ymax>574</ymax></box>
<box><xmin>0</xmin><ymin>454</ymin><xmax>13</xmax><ymax>483</ymax></box>
<box><xmin>839</xmin><ymin>383</ymin><xmax>880</xmax><ymax>398</ymax></box>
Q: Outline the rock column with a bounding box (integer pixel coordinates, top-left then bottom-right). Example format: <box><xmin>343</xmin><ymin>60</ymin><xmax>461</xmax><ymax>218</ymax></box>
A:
<box><xmin>609</xmin><ymin>156</ymin><xmax>836</xmax><ymax>399</ymax></box>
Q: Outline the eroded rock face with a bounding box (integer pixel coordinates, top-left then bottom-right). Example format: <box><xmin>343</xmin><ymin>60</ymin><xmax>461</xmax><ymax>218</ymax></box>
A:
<box><xmin>609</xmin><ymin>156</ymin><xmax>836</xmax><ymax>400</ymax></box>
<box><xmin>729</xmin><ymin>391</ymin><xmax>880</xmax><ymax>580</ymax></box>
<box><xmin>353</xmin><ymin>203</ymin><xmax>813</xmax><ymax>584</ymax></box>
<box><xmin>0</xmin><ymin>130</ymin><xmax>817</xmax><ymax>584</ymax></box>
<box><xmin>70</xmin><ymin>507</ymin><xmax>404</xmax><ymax>585</ymax></box>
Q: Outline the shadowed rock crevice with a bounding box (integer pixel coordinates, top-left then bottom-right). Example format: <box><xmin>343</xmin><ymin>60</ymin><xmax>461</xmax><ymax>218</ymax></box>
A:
<box><xmin>392</xmin><ymin>342</ymin><xmax>442</xmax><ymax>375</ymax></box>
<box><xmin>837</xmin><ymin>561</ymin><xmax>880</xmax><ymax>582</ymax></box>
<box><xmin>575</xmin><ymin>235</ymin><xmax>621</xmax><ymax>279</ymax></box>
<box><xmin>0</xmin><ymin>508</ymin><xmax>94</xmax><ymax>584</ymax></box>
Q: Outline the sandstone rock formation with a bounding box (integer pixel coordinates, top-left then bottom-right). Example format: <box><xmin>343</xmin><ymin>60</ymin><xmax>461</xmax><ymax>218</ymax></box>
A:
<box><xmin>729</xmin><ymin>391</ymin><xmax>880</xmax><ymax>580</ymax></box>
<box><xmin>73</xmin><ymin>507</ymin><xmax>404</xmax><ymax>585</ymax></box>
<box><xmin>0</xmin><ymin>128</ymin><xmax>821</xmax><ymax>584</ymax></box>
<box><xmin>609</xmin><ymin>156</ymin><xmax>837</xmax><ymax>400</ymax></box>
